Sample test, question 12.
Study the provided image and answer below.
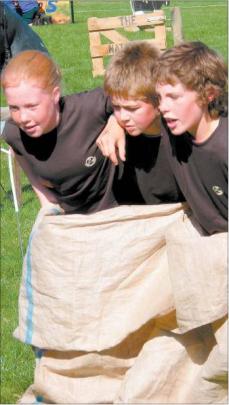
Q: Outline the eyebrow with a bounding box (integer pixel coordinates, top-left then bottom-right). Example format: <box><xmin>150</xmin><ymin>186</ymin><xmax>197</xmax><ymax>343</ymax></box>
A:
<box><xmin>112</xmin><ymin>101</ymin><xmax>140</xmax><ymax>107</ymax></box>
<box><xmin>9</xmin><ymin>102</ymin><xmax>39</xmax><ymax>108</ymax></box>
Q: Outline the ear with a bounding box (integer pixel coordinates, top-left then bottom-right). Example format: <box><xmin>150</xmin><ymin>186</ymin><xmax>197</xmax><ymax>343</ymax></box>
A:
<box><xmin>208</xmin><ymin>93</ymin><xmax>215</xmax><ymax>102</ymax></box>
<box><xmin>206</xmin><ymin>87</ymin><xmax>219</xmax><ymax>103</ymax></box>
<box><xmin>52</xmin><ymin>86</ymin><xmax>61</xmax><ymax>104</ymax></box>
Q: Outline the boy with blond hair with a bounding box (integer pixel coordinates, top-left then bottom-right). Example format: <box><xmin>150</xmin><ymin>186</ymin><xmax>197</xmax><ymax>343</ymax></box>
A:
<box><xmin>98</xmin><ymin>40</ymin><xmax>184</xmax><ymax>205</ymax></box>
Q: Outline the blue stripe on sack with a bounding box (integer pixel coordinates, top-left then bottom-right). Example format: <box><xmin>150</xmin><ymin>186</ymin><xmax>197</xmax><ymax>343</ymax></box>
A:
<box><xmin>34</xmin><ymin>348</ymin><xmax>44</xmax><ymax>359</ymax></box>
<box><xmin>25</xmin><ymin>231</ymin><xmax>35</xmax><ymax>344</ymax></box>
<box><xmin>51</xmin><ymin>207</ymin><xmax>62</xmax><ymax>215</ymax></box>
<box><xmin>24</xmin><ymin>208</ymin><xmax>61</xmax><ymax>344</ymax></box>
<box><xmin>34</xmin><ymin>395</ymin><xmax>44</xmax><ymax>403</ymax></box>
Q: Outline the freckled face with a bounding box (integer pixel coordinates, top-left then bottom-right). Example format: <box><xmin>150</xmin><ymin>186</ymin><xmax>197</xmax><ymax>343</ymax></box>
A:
<box><xmin>5</xmin><ymin>81</ymin><xmax>60</xmax><ymax>138</ymax></box>
<box><xmin>111</xmin><ymin>96</ymin><xmax>160</xmax><ymax>136</ymax></box>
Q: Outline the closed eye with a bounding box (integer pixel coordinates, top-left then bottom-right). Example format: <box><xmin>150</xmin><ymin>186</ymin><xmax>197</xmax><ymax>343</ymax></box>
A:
<box><xmin>126</xmin><ymin>106</ymin><xmax>139</xmax><ymax>111</ymax></box>
<box><xmin>9</xmin><ymin>105</ymin><xmax>18</xmax><ymax>112</ymax></box>
<box><xmin>27</xmin><ymin>104</ymin><xmax>38</xmax><ymax>110</ymax></box>
<box><xmin>168</xmin><ymin>94</ymin><xmax>180</xmax><ymax>100</ymax></box>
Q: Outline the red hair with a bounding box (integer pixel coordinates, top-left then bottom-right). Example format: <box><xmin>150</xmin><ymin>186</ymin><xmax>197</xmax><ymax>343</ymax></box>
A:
<box><xmin>1</xmin><ymin>50</ymin><xmax>61</xmax><ymax>92</ymax></box>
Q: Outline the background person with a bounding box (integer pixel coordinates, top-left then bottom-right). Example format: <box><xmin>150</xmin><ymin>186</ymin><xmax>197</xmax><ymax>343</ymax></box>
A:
<box><xmin>3</xmin><ymin>0</ymin><xmax>39</xmax><ymax>25</ymax></box>
<box><xmin>0</xmin><ymin>2</ymin><xmax>48</xmax><ymax>72</ymax></box>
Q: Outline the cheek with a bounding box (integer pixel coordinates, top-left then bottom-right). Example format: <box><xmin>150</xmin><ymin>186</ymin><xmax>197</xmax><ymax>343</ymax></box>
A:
<box><xmin>10</xmin><ymin>111</ymin><xmax>21</xmax><ymax>123</ymax></box>
<box><xmin>184</xmin><ymin>101</ymin><xmax>201</xmax><ymax>119</ymax></box>
<box><xmin>10</xmin><ymin>111</ymin><xmax>17</xmax><ymax>120</ymax></box>
<box><xmin>180</xmin><ymin>103</ymin><xmax>190</xmax><ymax>116</ymax></box>
<box><xmin>138</xmin><ymin>110</ymin><xmax>156</xmax><ymax>124</ymax></box>
<box><xmin>39</xmin><ymin>103</ymin><xmax>51</xmax><ymax>119</ymax></box>
<box><xmin>114</xmin><ymin>110</ymin><xmax>122</xmax><ymax>123</ymax></box>
<box><xmin>174</xmin><ymin>100</ymin><xmax>191</xmax><ymax>118</ymax></box>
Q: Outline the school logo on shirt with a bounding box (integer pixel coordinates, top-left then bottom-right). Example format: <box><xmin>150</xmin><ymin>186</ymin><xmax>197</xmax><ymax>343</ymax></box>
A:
<box><xmin>85</xmin><ymin>156</ymin><xmax>96</xmax><ymax>167</ymax></box>
<box><xmin>212</xmin><ymin>185</ymin><xmax>224</xmax><ymax>196</ymax></box>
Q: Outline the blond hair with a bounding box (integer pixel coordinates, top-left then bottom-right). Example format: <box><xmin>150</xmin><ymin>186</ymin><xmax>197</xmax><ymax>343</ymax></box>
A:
<box><xmin>154</xmin><ymin>41</ymin><xmax>228</xmax><ymax>118</ymax></box>
<box><xmin>104</xmin><ymin>41</ymin><xmax>160</xmax><ymax>105</ymax></box>
<box><xmin>1</xmin><ymin>50</ymin><xmax>62</xmax><ymax>92</ymax></box>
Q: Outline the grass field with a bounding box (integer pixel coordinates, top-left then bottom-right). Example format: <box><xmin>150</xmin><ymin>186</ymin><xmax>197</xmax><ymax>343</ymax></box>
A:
<box><xmin>0</xmin><ymin>0</ymin><xmax>227</xmax><ymax>403</ymax></box>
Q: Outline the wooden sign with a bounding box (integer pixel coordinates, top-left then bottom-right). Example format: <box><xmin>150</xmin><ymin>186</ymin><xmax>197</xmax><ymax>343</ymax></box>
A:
<box><xmin>88</xmin><ymin>10</ymin><xmax>166</xmax><ymax>77</ymax></box>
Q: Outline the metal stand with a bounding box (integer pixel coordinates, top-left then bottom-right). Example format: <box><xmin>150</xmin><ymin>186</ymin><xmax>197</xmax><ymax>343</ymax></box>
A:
<box><xmin>1</xmin><ymin>147</ymin><xmax>24</xmax><ymax>259</ymax></box>
<box><xmin>69</xmin><ymin>0</ymin><xmax>75</xmax><ymax>23</ymax></box>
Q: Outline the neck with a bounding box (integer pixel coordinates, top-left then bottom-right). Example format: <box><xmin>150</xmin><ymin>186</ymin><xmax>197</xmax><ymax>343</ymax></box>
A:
<box><xmin>52</xmin><ymin>102</ymin><xmax>61</xmax><ymax>130</ymax></box>
<box><xmin>190</xmin><ymin>112</ymin><xmax>220</xmax><ymax>143</ymax></box>
<box><xmin>144</xmin><ymin>116</ymin><xmax>161</xmax><ymax>136</ymax></box>
<box><xmin>55</xmin><ymin>108</ymin><xmax>61</xmax><ymax>128</ymax></box>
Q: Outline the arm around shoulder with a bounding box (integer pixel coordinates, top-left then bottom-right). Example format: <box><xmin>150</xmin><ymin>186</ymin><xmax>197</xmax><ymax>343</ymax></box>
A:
<box><xmin>96</xmin><ymin>115</ymin><xmax>126</xmax><ymax>165</ymax></box>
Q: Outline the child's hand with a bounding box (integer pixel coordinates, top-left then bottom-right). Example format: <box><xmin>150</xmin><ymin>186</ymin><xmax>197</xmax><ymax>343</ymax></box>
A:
<box><xmin>96</xmin><ymin>115</ymin><xmax>126</xmax><ymax>165</ymax></box>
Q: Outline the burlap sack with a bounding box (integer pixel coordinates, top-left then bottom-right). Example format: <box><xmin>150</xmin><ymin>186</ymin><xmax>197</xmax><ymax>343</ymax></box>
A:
<box><xmin>166</xmin><ymin>213</ymin><xmax>227</xmax><ymax>332</ymax></box>
<box><xmin>15</xmin><ymin>203</ymin><xmax>227</xmax><ymax>404</ymax></box>
<box><xmin>14</xmin><ymin>203</ymin><xmax>184</xmax><ymax>351</ymax></box>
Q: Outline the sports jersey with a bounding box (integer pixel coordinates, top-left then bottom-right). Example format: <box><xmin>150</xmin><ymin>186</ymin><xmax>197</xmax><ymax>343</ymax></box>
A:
<box><xmin>3</xmin><ymin>88</ymin><xmax>118</xmax><ymax>214</ymax></box>
<box><xmin>161</xmin><ymin>116</ymin><xmax>228</xmax><ymax>234</ymax></box>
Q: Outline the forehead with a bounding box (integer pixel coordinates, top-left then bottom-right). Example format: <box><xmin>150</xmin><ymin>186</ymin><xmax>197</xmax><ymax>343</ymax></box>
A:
<box><xmin>156</xmin><ymin>82</ymin><xmax>200</xmax><ymax>102</ymax></box>
<box><xmin>157</xmin><ymin>82</ymin><xmax>202</xmax><ymax>102</ymax></box>
<box><xmin>5</xmin><ymin>81</ymin><xmax>50</xmax><ymax>103</ymax></box>
<box><xmin>111</xmin><ymin>95</ymin><xmax>151</xmax><ymax>107</ymax></box>
<box><xmin>156</xmin><ymin>80</ymin><xmax>186</xmax><ymax>92</ymax></box>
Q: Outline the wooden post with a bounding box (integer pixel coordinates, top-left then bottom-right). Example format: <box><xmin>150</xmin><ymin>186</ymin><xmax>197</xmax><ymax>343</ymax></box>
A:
<box><xmin>171</xmin><ymin>7</ymin><xmax>184</xmax><ymax>45</ymax></box>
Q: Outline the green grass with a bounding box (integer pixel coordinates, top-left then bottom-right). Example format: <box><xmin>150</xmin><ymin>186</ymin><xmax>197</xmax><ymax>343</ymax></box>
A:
<box><xmin>1</xmin><ymin>0</ymin><xmax>227</xmax><ymax>403</ymax></box>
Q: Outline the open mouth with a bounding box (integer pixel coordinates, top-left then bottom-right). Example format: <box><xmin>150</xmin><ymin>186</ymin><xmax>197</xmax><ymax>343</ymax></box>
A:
<box><xmin>165</xmin><ymin>118</ymin><xmax>178</xmax><ymax>129</ymax></box>
<box><xmin>24</xmin><ymin>125</ymin><xmax>37</xmax><ymax>133</ymax></box>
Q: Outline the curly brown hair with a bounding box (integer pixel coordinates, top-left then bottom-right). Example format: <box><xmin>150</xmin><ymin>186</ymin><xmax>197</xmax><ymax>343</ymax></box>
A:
<box><xmin>153</xmin><ymin>41</ymin><xmax>228</xmax><ymax>118</ymax></box>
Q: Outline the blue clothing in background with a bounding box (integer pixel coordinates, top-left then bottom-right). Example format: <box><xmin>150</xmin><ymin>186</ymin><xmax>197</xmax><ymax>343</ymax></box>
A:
<box><xmin>3</xmin><ymin>1</ymin><xmax>38</xmax><ymax>13</ymax></box>
<box><xmin>0</xmin><ymin>1</ymin><xmax>49</xmax><ymax>72</ymax></box>
<box><xmin>3</xmin><ymin>1</ymin><xmax>39</xmax><ymax>24</ymax></box>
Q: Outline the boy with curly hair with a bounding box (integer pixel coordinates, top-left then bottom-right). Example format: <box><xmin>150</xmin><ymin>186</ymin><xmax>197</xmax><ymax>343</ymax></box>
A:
<box><xmin>154</xmin><ymin>41</ymin><xmax>227</xmax><ymax>234</ymax></box>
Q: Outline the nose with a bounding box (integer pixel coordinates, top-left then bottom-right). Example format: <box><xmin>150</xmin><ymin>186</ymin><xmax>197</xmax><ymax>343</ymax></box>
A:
<box><xmin>120</xmin><ymin>108</ymin><xmax>130</xmax><ymax>122</ymax></box>
<box><xmin>19</xmin><ymin>109</ymin><xmax>30</xmax><ymax>124</ymax></box>
<box><xmin>158</xmin><ymin>98</ymin><xmax>169</xmax><ymax>115</ymax></box>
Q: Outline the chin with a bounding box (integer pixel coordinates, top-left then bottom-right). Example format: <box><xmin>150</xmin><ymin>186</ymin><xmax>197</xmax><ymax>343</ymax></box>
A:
<box><xmin>170</xmin><ymin>127</ymin><xmax>185</xmax><ymax>136</ymax></box>
<box><xmin>27</xmin><ymin>130</ymin><xmax>43</xmax><ymax>138</ymax></box>
<box><xmin>171</xmin><ymin>131</ymin><xmax>183</xmax><ymax>136</ymax></box>
<box><xmin>126</xmin><ymin>129</ymin><xmax>141</xmax><ymax>136</ymax></box>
